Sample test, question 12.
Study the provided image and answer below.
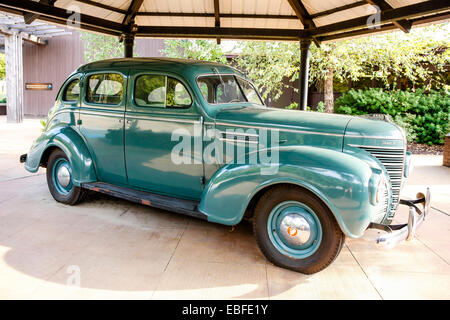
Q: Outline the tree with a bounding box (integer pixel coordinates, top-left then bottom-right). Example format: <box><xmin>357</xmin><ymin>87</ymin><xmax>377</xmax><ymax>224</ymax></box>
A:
<box><xmin>163</xmin><ymin>39</ymin><xmax>228</xmax><ymax>63</ymax></box>
<box><xmin>80</xmin><ymin>32</ymin><xmax>125</xmax><ymax>63</ymax></box>
<box><xmin>163</xmin><ymin>23</ymin><xmax>449</xmax><ymax>111</ymax></box>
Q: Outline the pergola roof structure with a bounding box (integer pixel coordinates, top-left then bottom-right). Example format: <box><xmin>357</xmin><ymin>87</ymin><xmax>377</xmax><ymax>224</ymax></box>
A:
<box><xmin>0</xmin><ymin>0</ymin><xmax>448</xmax><ymax>43</ymax></box>
<box><xmin>0</xmin><ymin>0</ymin><xmax>448</xmax><ymax>121</ymax></box>
<box><xmin>0</xmin><ymin>12</ymin><xmax>70</xmax><ymax>47</ymax></box>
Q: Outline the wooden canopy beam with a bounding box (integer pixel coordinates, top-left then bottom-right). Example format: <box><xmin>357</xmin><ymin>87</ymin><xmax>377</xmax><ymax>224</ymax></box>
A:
<box><xmin>0</xmin><ymin>25</ymin><xmax>47</xmax><ymax>45</ymax></box>
<box><xmin>0</xmin><ymin>0</ymin><xmax>448</xmax><ymax>40</ymax></box>
<box><xmin>137</xmin><ymin>26</ymin><xmax>304</xmax><ymax>40</ymax></box>
<box><xmin>317</xmin><ymin>11</ymin><xmax>450</xmax><ymax>42</ymax></box>
<box><xmin>214</xmin><ymin>0</ymin><xmax>220</xmax><ymax>44</ymax></box>
<box><xmin>75</xmin><ymin>0</ymin><xmax>127</xmax><ymax>15</ymax></box>
<box><xmin>286</xmin><ymin>0</ymin><xmax>315</xmax><ymax>29</ymax></box>
<box><xmin>309</xmin><ymin>0</ymin><xmax>450</xmax><ymax>37</ymax></box>
<box><xmin>23</xmin><ymin>0</ymin><xmax>56</xmax><ymax>24</ymax></box>
<box><xmin>366</xmin><ymin>0</ymin><xmax>412</xmax><ymax>33</ymax></box>
<box><xmin>310</xmin><ymin>1</ymin><xmax>367</xmax><ymax>19</ymax></box>
<box><xmin>122</xmin><ymin>0</ymin><xmax>145</xmax><ymax>26</ymax></box>
<box><xmin>0</xmin><ymin>0</ymin><xmax>126</xmax><ymax>35</ymax></box>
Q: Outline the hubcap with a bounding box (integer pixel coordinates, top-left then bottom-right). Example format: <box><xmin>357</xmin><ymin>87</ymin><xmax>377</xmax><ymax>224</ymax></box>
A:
<box><xmin>52</xmin><ymin>158</ymin><xmax>73</xmax><ymax>195</ymax></box>
<box><xmin>57</xmin><ymin>165</ymin><xmax>71</xmax><ymax>188</ymax></box>
<box><xmin>279</xmin><ymin>213</ymin><xmax>311</xmax><ymax>246</ymax></box>
<box><xmin>267</xmin><ymin>201</ymin><xmax>322</xmax><ymax>259</ymax></box>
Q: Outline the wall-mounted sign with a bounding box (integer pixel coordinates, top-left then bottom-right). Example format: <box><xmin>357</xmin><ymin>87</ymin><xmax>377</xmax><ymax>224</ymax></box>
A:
<box><xmin>25</xmin><ymin>83</ymin><xmax>53</xmax><ymax>90</ymax></box>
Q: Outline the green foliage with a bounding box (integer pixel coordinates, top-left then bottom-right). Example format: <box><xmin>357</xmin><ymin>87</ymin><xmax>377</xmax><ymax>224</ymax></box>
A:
<box><xmin>80</xmin><ymin>32</ymin><xmax>135</xmax><ymax>63</ymax></box>
<box><xmin>233</xmin><ymin>23</ymin><xmax>449</xmax><ymax>105</ymax></box>
<box><xmin>163</xmin><ymin>39</ymin><xmax>228</xmax><ymax>64</ymax></box>
<box><xmin>0</xmin><ymin>53</ymin><xmax>5</xmax><ymax>79</ymax></box>
<box><xmin>335</xmin><ymin>88</ymin><xmax>450</xmax><ymax>144</ymax></box>
<box><xmin>40</xmin><ymin>118</ymin><xmax>47</xmax><ymax>132</ymax></box>
<box><xmin>316</xmin><ymin>101</ymin><xmax>325</xmax><ymax>113</ymax></box>
<box><xmin>285</xmin><ymin>102</ymin><xmax>298</xmax><ymax>110</ymax></box>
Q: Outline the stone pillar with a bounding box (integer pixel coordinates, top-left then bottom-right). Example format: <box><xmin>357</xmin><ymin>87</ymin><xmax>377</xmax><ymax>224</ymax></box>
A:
<box><xmin>5</xmin><ymin>31</ymin><xmax>24</xmax><ymax>123</ymax></box>
<box><xmin>299</xmin><ymin>38</ymin><xmax>311</xmax><ymax>111</ymax></box>
<box><xmin>443</xmin><ymin>133</ymin><xmax>450</xmax><ymax>167</ymax></box>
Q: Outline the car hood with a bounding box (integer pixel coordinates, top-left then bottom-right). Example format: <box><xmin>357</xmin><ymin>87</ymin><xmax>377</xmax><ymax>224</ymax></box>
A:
<box><xmin>214</xmin><ymin>106</ymin><xmax>353</xmax><ymax>136</ymax></box>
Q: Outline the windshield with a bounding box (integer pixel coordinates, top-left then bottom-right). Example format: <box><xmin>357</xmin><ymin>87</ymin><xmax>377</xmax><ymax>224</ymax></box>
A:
<box><xmin>197</xmin><ymin>75</ymin><xmax>263</xmax><ymax>106</ymax></box>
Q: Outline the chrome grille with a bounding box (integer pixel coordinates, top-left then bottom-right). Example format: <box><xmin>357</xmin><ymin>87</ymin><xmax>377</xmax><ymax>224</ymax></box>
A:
<box><xmin>376</xmin><ymin>188</ymin><xmax>389</xmax><ymax>218</ymax></box>
<box><xmin>358</xmin><ymin>146</ymin><xmax>405</xmax><ymax>218</ymax></box>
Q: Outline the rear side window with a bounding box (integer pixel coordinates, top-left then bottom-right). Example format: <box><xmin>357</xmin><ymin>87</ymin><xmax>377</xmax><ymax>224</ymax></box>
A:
<box><xmin>62</xmin><ymin>79</ymin><xmax>80</xmax><ymax>102</ymax></box>
<box><xmin>134</xmin><ymin>74</ymin><xmax>192</xmax><ymax>108</ymax></box>
<box><xmin>86</xmin><ymin>73</ymin><xmax>124</xmax><ymax>105</ymax></box>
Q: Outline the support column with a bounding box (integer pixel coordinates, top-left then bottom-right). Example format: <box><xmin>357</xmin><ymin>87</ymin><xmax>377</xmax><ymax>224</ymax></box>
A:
<box><xmin>5</xmin><ymin>31</ymin><xmax>24</xmax><ymax>123</ymax></box>
<box><xmin>299</xmin><ymin>38</ymin><xmax>311</xmax><ymax>111</ymax></box>
<box><xmin>123</xmin><ymin>33</ymin><xmax>135</xmax><ymax>58</ymax></box>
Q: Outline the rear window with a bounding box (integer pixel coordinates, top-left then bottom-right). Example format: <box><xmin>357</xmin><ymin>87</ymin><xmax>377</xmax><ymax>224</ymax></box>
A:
<box><xmin>62</xmin><ymin>78</ymin><xmax>80</xmax><ymax>102</ymax></box>
<box><xmin>86</xmin><ymin>73</ymin><xmax>124</xmax><ymax>105</ymax></box>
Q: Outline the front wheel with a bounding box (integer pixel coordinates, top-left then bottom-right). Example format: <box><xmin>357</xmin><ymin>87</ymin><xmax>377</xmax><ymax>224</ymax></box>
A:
<box><xmin>253</xmin><ymin>185</ymin><xmax>345</xmax><ymax>274</ymax></box>
<box><xmin>46</xmin><ymin>149</ymin><xmax>85</xmax><ymax>205</ymax></box>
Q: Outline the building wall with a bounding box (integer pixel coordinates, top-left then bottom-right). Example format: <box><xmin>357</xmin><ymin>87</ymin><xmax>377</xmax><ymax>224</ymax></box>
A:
<box><xmin>23</xmin><ymin>32</ymin><xmax>84</xmax><ymax>116</ymax></box>
<box><xmin>23</xmin><ymin>30</ymin><xmax>165</xmax><ymax>116</ymax></box>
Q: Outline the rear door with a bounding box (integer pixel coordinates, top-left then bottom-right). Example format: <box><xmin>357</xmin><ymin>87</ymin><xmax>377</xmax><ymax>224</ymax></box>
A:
<box><xmin>124</xmin><ymin>70</ymin><xmax>204</xmax><ymax>200</ymax></box>
<box><xmin>79</xmin><ymin>69</ymin><xmax>128</xmax><ymax>185</ymax></box>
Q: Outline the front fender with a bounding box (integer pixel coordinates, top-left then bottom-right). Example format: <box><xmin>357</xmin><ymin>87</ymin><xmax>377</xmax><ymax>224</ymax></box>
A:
<box><xmin>25</xmin><ymin>124</ymin><xmax>97</xmax><ymax>186</ymax></box>
<box><xmin>199</xmin><ymin>146</ymin><xmax>377</xmax><ymax>238</ymax></box>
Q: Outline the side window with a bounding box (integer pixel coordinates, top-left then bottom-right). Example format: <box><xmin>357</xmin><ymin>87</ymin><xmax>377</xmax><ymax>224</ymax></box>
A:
<box><xmin>62</xmin><ymin>79</ymin><xmax>80</xmax><ymax>102</ymax></box>
<box><xmin>134</xmin><ymin>75</ymin><xmax>192</xmax><ymax>108</ymax></box>
<box><xmin>86</xmin><ymin>73</ymin><xmax>124</xmax><ymax>105</ymax></box>
<box><xmin>167</xmin><ymin>77</ymin><xmax>192</xmax><ymax>107</ymax></box>
<box><xmin>135</xmin><ymin>75</ymin><xmax>166</xmax><ymax>107</ymax></box>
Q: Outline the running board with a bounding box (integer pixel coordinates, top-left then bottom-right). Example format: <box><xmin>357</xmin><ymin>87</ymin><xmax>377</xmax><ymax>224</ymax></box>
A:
<box><xmin>82</xmin><ymin>182</ymin><xmax>206</xmax><ymax>221</ymax></box>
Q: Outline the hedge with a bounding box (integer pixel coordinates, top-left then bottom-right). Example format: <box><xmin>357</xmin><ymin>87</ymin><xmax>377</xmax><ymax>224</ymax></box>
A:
<box><xmin>335</xmin><ymin>88</ymin><xmax>450</xmax><ymax>145</ymax></box>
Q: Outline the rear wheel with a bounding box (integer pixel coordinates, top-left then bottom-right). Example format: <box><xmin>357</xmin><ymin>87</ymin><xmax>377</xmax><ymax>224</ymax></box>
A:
<box><xmin>46</xmin><ymin>149</ymin><xmax>85</xmax><ymax>205</ymax></box>
<box><xmin>253</xmin><ymin>185</ymin><xmax>345</xmax><ymax>274</ymax></box>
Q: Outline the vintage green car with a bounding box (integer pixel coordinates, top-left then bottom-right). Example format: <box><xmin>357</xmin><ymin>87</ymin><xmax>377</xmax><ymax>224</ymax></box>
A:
<box><xmin>21</xmin><ymin>58</ymin><xmax>430</xmax><ymax>274</ymax></box>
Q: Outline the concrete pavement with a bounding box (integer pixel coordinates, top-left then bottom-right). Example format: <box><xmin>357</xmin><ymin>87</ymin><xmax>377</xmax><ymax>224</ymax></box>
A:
<box><xmin>0</xmin><ymin>116</ymin><xmax>449</xmax><ymax>299</ymax></box>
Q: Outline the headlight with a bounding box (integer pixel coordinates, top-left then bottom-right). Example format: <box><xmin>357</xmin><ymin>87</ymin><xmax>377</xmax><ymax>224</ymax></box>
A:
<box><xmin>376</xmin><ymin>176</ymin><xmax>388</xmax><ymax>205</ymax></box>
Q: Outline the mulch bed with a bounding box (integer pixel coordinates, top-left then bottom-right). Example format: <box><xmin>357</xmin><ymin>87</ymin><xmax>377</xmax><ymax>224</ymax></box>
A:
<box><xmin>407</xmin><ymin>143</ymin><xmax>443</xmax><ymax>155</ymax></box>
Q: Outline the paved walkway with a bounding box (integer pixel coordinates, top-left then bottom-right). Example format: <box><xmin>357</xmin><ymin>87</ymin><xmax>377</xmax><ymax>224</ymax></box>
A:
<box><xmin>0</xmin><ymin>116</ymin><xmax>449</xmax><ymax>299</ymax></box>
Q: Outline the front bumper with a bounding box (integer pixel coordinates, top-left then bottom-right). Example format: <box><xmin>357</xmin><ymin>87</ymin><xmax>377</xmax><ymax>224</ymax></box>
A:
<box><xmin>368</xmin><ymin>188</ymin><xmax>430</xmax><ymax>248</ymax></box>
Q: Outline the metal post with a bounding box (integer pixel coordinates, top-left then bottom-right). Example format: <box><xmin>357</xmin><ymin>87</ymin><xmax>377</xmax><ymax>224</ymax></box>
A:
<box><xmin>123</xmin><ymin>33</ymin><xmax>135</xmax><ymax>58</ymax></box>
<box><xmin>299</xmin><ymin>38</ymin><xmax>311</xmax><ymax>111</ymax></box>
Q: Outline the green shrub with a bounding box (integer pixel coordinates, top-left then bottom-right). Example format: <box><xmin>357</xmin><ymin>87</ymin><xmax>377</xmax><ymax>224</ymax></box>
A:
<box><xmin>335</xmin><ymin>88</ymin><xmax>450</xmax><ymax>144</ymax></box>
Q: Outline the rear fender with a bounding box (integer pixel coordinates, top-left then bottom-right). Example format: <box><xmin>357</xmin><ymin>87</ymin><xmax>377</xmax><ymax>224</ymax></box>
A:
<box><xmin>25</xmin><ymin>124</ymin><xmax>97</xmax><ymax>185</ymax></box>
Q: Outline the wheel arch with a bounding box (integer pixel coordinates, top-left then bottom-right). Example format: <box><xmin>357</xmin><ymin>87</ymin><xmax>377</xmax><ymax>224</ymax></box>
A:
<box><xmin>25</xmin><ymin>125</ymin><xmax>97</xmax><ymax>186</ymax></box>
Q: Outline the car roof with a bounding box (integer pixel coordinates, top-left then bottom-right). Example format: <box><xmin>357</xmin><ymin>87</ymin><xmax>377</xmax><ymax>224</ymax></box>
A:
<box><xmin>76</xmin><ymin>57</ymin><xmax>242</xmax><ymax>77</ymax></box>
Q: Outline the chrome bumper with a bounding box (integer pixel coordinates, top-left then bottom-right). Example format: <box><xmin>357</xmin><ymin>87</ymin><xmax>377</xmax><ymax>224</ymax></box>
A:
<box><xmin>368</xmin><ymin>188</ymin><xmax>430</xmax><ymax>248</ymax></box>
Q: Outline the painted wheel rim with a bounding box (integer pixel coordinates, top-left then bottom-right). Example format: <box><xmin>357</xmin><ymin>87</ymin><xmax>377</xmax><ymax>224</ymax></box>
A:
<box><xmin>52</xmin><ymin>158</ymin><xmax>73</xmax><ymax>195</ymax></box>
<box><xmin>267</xmin><ymin>201</ymin><xmax>322</xmax><ymax>259</ymax></box>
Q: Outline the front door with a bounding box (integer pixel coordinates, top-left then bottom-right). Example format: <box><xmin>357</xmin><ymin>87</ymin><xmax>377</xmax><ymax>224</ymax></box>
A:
<box><xmin>124</xmin><ymin>71</ymin><xmax>204</xmax><ymax>200</ymax></box>
<box><xmin>79</xmin><ymin>70</ymin><xmax>128</xmax><ymax>185</ymax></box>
